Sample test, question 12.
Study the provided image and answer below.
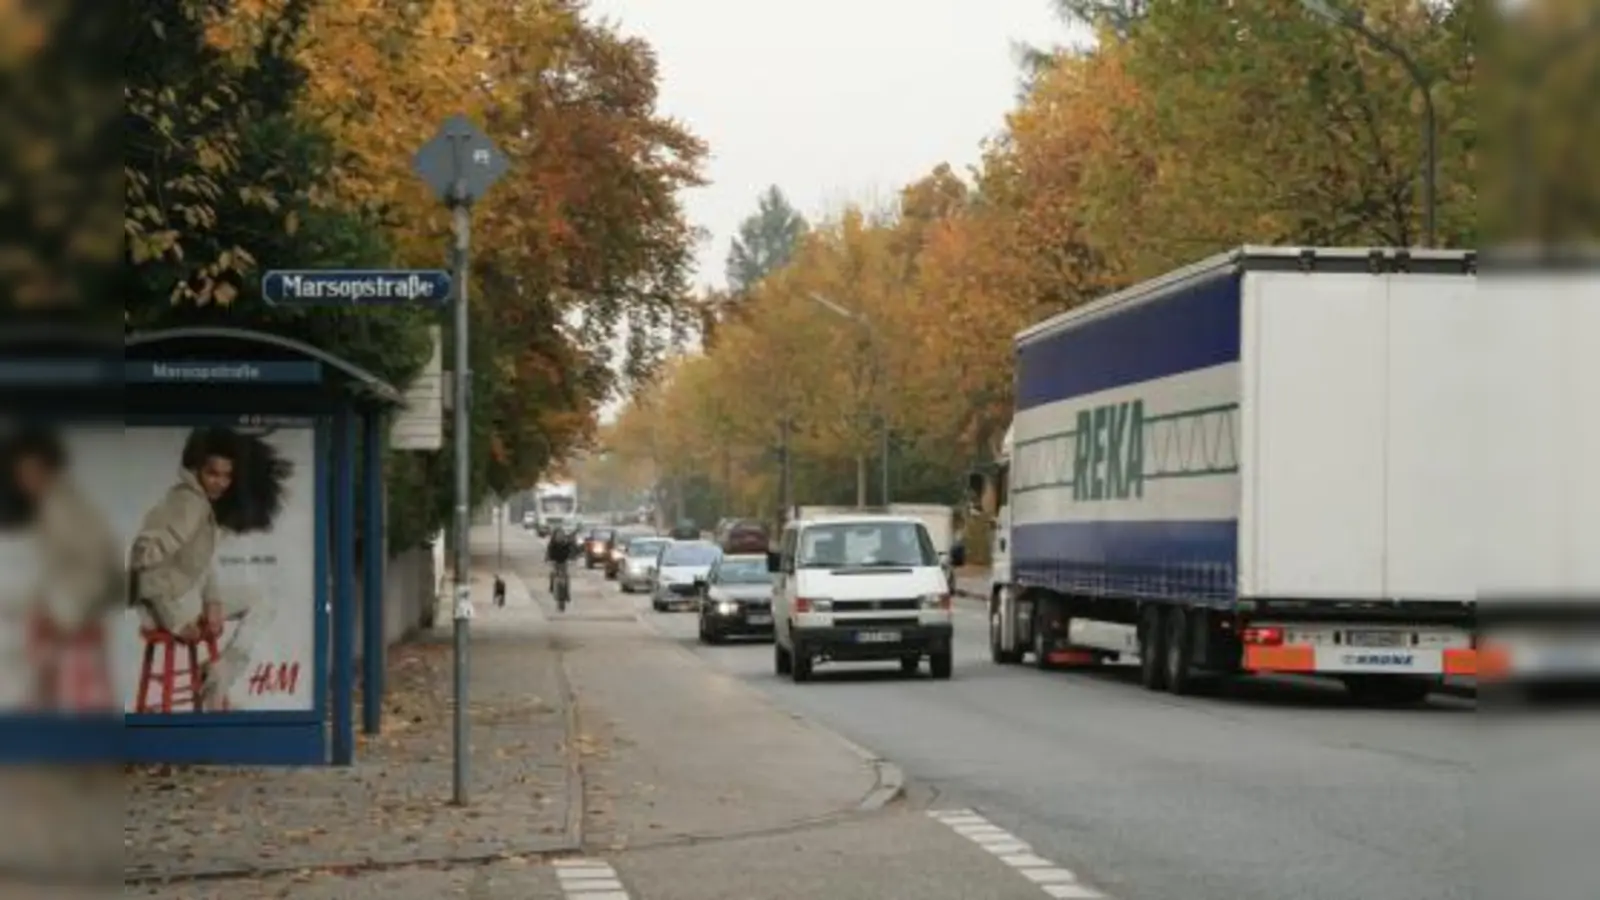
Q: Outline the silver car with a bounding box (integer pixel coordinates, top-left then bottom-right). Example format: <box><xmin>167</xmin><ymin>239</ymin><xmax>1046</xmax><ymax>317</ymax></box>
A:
<box><xmin>618</xmin><ymin>537</ymin><xmax>670</xmax><ymax>593</ymax></box>
<box><xmin>651</xmin><ymin>540</ymin><xmax>720</xmax><ymax>612</ymax></box>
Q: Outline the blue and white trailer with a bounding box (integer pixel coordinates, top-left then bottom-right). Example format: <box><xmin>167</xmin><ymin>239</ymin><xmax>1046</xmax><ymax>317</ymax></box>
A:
<box><xmin>973</xmin><ymin>246</ymin><xmax>1483</xmax><ymax>703</ymax></box>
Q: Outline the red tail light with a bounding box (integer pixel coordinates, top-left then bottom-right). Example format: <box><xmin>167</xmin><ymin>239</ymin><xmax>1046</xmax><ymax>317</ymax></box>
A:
<box><xmin>795</xmin><ymin>597</ymin><xmax>813</xmax><ymax>614</ymax></box>
<box><xmin>1242</xmin><ymin>626</ymin><xmax>1284</xmax><ymax>646</ymax></box>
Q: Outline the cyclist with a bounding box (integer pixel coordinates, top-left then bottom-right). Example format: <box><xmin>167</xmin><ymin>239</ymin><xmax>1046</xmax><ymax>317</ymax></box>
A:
<box><xmin>545</xmin><ymin>526</ymin><xmax>576</xmax><ymax>601</ymax></box>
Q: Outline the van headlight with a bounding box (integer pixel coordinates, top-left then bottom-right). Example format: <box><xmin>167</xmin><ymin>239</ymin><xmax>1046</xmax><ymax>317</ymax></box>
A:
<box><xmin>921</xmin><ymin>593</ymin><xmax>952</xmax><ymax>611</ymax></box>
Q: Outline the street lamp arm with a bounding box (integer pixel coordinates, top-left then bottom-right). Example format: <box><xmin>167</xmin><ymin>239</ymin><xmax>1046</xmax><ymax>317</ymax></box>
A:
<box><xmin>807</xmin><ymin>292</ymin><xmax>873</xmax><ymax>331</ymax></box>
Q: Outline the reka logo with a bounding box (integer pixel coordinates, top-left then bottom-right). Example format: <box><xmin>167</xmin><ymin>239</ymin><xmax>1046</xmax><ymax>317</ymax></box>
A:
<box><xmin>1073</xmin><ymin>400</ymin><xmax>1145</xmax><ymax>501</ymax></box>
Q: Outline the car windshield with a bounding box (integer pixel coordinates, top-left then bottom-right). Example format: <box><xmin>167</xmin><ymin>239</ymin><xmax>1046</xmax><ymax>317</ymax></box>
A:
<box><xmin>716</xmin><ymin>557</ymin><xmax>772</xmax><ymax>584</ymax></box>
<box><xmin>627</xmin><ymin>539</ymin><xmax>668</xmax><ymax>558</ymax></box>
<box><xmin>661</xmin><ymin>542</ymin><xmax>719</xmax><ymax>566</ymax></box>
<box><xmin>797</xmin><ymin>521</ymin><xmax>936</xmax><ymax>568</ymax></box>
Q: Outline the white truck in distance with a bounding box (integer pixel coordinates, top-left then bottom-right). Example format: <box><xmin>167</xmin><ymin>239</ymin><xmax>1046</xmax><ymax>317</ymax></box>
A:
<box><xmin>532</xmin><ymin>481</ymin><xmax>578</xmax><ymax>536</ymax></box>
<box><xmin>973</xmin><ymin>246</ymin><xmax>1483</xmax><ymax>704</ymax></box>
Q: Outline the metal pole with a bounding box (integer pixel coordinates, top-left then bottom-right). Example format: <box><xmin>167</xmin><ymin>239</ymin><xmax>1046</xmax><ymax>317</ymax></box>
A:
<box><xmin>450</xmin><ymin>198</ymin><xmax>472</xmax><ymax>806</ymax></box>
<box><xmin>1419</xmin><ymin>85</ymin><xmax>1437</xmax><ymax>247</ymax></box>
<box><xmin>879</xmin><ymin>415</ymin><xmax>890</xmax><ymax>506</ymax></box>
<box><xmin>496</xmin><ymin>496</ymin><xmax>504</xmax><ymax>571</ymax></box>
<box><xmin>779</xmin><ymin>417</ymin><xmax>792</xmax><ymax>523</ymax></box>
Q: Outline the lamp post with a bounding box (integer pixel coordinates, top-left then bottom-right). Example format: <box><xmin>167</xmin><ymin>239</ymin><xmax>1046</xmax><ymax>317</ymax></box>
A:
<box><xmin>1302</xmin><ymin>0</ymin><xmax>1437</xmax><ymax>247</ymax></box>
<box><xmin>808</xmin><ymin>293</ymin><xmax>890</xmax><ymax>506</ymax></box>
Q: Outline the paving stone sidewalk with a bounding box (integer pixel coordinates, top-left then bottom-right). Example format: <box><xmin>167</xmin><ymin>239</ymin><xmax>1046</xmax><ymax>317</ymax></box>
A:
<box><xmin>123</xmin><ymin>552</ymin><xmax>579</xmax><ymax>886</ymax></box>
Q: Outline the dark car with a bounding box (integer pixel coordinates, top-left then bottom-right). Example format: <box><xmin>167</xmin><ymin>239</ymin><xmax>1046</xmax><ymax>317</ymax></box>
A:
<box><xmin>582</xmin><ymin>527</ymin><xmax>616</xmax><ymax>569</ymax></box>
<box><xmin>697</xmin><ymin>553</ymin><xmax>775</xmax><ymax>643</ymax></box>
<box><xmin>603</xmin><ymin>527</ymin><xmax>653</xmax><ymax>579</ymax></box>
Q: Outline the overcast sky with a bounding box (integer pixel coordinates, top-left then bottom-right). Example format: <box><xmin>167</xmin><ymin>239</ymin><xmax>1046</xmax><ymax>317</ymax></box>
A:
<box><xmin>583</xmin><ymin>0</ymin><xmax>1079</xmax><ymax>290</ymax></box>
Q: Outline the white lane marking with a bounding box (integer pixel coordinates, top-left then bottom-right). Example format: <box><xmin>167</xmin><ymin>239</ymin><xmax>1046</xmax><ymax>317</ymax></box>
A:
<box><xmin>554</xmin><ymin>858</ymin><xmax>629</xmax><ymax>898</ymax></box>
<box><xmin>928</xmin><ymin>809</ymin><xmax>1111</xmax><ymax>899</ymax></box>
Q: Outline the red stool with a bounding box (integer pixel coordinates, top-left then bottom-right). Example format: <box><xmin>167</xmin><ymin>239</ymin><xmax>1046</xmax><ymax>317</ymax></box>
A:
<box><xmin>136</xmin><ymin>626</ymin><xmax>226</xmax><ymax>713</ymax></box>
<box><xmin>27</xmin><ymin>616</ymin><xmax>113</xmax><ymax>713</ymax></box>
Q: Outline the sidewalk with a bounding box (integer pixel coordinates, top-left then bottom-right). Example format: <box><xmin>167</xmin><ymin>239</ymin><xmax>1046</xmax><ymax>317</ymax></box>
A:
<box><xmin>123</xmin><ymin>551</ymin><xmax>578</xmax><ymax>887</ymax></box>
<box><xmin>517</xmin><ymin>558</ymin><xmax>889</xmax><ymax>853</ymax></box>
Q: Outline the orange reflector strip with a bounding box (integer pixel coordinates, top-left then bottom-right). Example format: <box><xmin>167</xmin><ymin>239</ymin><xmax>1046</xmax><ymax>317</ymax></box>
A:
<box><xmin>1048</xmin><ymin>650</ymin><xmax>1096</xmax><ymax>666</ymax></box>
<box><xmin>1243</xmin><ymin>644</ymin><xmax>1316</xmax><ymax>673</ymax></box>
<box><xmin>1449</xmin><ymin>646</ymin><xmax>1507</xmax><ymax>678</ymax></box>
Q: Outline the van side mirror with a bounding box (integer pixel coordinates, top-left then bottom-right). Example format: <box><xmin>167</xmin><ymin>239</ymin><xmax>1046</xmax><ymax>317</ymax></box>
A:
<box><xmin>766</xmin><ymin>551</ymin><xmax>780</xmax><ymax>573</ymax></box>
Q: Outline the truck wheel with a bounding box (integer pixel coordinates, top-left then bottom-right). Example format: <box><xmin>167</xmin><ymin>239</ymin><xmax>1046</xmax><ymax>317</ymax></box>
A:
<box><xmin>929</xmin><ymin>648</ymin><xmax>953</xmax><ymax>680</ymax></box>
<box><xmin>774</xmin><ymin>641</ymin><xmax>792</xmax><ymax>675</ymax></box>
<box><xmin>1138</xmin><ymin>605</ymin><xmax>1169</xmax><ymax>691</ymax></box>
<box><xmin>791</xmin><ymin>643</ymin><xmax>813</xmax><ymax>682</ymax></box>
<box><xmin>990</xmin><ymin>594</ymin><xmax>1024</xmax><ymax>665</ymax></box>
<box><xmin>1032</xmin><ymin>609</ymin><xmax>1055</xmax><ymax>671</ymax></box>
<box><xmin>1164</xmin><ymin>607</ymin><xmax>1197</xmax><ymax>695</ymax></box>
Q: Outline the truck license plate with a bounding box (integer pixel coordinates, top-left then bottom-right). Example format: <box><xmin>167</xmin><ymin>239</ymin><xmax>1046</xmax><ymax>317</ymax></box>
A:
<box><xmin>1346</xmin><ymin>630</ymin><xmax>1406</xmax><ymax>648</ymax></box>
<box><xmin>856</xmin><ymin>631</ymin><xmax>900</xmax><ymax>643</ymax></box>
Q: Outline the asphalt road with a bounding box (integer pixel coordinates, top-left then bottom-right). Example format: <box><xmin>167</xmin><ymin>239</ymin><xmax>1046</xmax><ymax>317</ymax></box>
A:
<box><xmin>628</xmin><ymin>571</ymin><xmax>1480</xmax><ymax>900</ymax></box>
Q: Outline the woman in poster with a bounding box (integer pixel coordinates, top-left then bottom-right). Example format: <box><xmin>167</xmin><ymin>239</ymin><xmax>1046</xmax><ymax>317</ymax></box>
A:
<box><xmin>0</xmin><ymin>425</ymin><xmax>125</xmax><ymax>713</ymax></box>
<box><xmin>128</xmin><ymin>426</ymin><xmax>292</xmax><ymax>712</ymax></box>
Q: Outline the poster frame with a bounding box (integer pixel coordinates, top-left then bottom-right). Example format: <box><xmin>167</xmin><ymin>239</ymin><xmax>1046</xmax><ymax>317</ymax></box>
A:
<box><xmin>121</xmin><ymin>413</ymin><xmax>329</xmax><ymax>765</ymax></box>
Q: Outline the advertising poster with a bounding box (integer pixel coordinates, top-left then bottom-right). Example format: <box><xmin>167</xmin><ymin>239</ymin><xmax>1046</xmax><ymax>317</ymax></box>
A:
<box><xmin>113</xmin><ymin>424</ymin><xmax>317</xmax><ymax>715</ymax></box>
<box><xmin>0</xmin><ymin>421</ymin><xmax>317</xmax><ymax>719</ymax></box>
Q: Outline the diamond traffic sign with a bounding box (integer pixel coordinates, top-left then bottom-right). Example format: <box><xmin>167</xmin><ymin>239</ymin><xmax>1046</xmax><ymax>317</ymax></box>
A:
<box><xmin>412</xmin><ymin>114</ymin><xmax>509</xmax><ymax>205</ymax></box>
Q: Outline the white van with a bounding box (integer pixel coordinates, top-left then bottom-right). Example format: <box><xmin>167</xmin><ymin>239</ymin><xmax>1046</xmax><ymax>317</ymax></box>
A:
<box><xmin>768</xmin><ymin>514</ymin><xmax>959</xmax><ymax>682</ymax></box>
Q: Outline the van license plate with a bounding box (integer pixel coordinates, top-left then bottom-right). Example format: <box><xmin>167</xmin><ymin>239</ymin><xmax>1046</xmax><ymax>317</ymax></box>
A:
<box><xmin>1346</xmin><ymin>630</ymin><xmax>1406</xmax><ymax>648</ymax></box>
<box><xmin>747</xmin><ymin>614</ymin><xmax>772</xmax><ymax>625</ymax></box>
<box><xmin>856</xmin><ymin>631</ymin><xmax>900</xmax><ymax>643</ymax></box>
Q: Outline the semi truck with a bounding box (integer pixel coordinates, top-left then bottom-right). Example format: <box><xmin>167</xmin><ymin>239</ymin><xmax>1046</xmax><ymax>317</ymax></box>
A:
<box><xmin>972</xmin><ymin>246</ymin><xmax>1483</xmax><ymax>704</ymax></box>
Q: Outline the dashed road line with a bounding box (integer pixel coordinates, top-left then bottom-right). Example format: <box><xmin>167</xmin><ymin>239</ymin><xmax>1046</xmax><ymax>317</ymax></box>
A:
<box><xmin>929</xmin><ymin>809</ymin><xmax>1110</xmax><ymax>899</ymax></box>
<box><xmin>554</xmin><ymin>858</ymin><xmax>629</xmax><ymax>899</ymax></box>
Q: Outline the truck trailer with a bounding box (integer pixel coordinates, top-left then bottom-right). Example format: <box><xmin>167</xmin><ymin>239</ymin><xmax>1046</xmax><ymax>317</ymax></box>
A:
<box><xmin>974</xmin><ymin>246</ymin><xmax>1481</xmax><ymax>703</ymax></box>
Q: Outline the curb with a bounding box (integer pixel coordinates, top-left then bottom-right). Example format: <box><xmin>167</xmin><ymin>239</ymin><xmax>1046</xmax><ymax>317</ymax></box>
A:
<box><xmin>630</xmin><ymin>605</ymin><xmax>907</xmax><ymax>815</ymax></box>
<box><xmin>553</xmin><ymin>644</ymin><xmax>587</xmax><ymax>849</ymax></box>
<box><xmin>121</xmin><ymin>843</ymin><xmax>583</xmax><ymax>886</ymax></box>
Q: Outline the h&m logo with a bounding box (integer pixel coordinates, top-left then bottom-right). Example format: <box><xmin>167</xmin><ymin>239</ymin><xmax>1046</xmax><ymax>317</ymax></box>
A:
<box><xmin>1073</xmin><ymin>400</ymin><xmax>1145</xmax><ymax>501</ymax></box>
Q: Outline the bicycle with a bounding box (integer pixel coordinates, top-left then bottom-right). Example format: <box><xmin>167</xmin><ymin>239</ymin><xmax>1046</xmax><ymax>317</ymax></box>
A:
<box><xmin>552</xmin><ymin>561</ymin><xmax>571</xmax><ymax>612</ymax></box>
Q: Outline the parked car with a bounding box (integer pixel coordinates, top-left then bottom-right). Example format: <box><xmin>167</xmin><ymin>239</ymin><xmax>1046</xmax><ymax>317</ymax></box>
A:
<box><xmin>604</xmin><ymin>527</ymin><xmax>654</xmax><ymax>579</ymax></box>
<box><xmin>582</xmin><ymin>526</ymin><xmax>615</xmax><ymax>569</ymax></box>
<box><xmin>651</xmin><ymin>540</ymin><xmax>720</xmax><ymax>612</ymax></box>
<box><xmin>618</xmin><ymin>536</ymin><xmax>671</xmax><ymax>593</ymax></box>
<box><xmin>697</xmin><ymin>553</ymin><xmax>776</xmax><ymax>643</ymax></box>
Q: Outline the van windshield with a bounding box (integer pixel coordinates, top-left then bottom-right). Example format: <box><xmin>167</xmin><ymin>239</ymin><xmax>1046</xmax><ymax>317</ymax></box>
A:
<box><xmin>797</xmin><ymin>522</ymin><xmax>936</xmax><ymax>568</ymax></box>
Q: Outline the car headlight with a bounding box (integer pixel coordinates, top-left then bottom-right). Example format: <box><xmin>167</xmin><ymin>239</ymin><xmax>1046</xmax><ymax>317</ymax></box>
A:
<box><xmin>921</xmin><ymin>592</ymin><xmax>952</xmax><ymax>610</ymax></box>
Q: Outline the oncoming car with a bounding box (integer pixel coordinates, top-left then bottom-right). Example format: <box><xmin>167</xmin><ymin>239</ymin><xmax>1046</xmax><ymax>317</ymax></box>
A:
<box><xmin>651</xmin><ymin>540</ymin><xmax>719</xmax><ymax>612</ymax></box>
<box><xmin>618</xmin><ymin>536</ymin><xmax>670</xmax><ymax>593</ymax></box>
<box><xmin>770</xmin><ymin>514</ymin><xmax>954</xmax><ymax>682</ymax></box>
<box><xmin>696</xmin><ymin>553</ymin><xmax>775</xmax><ymax>643</ymax></box>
